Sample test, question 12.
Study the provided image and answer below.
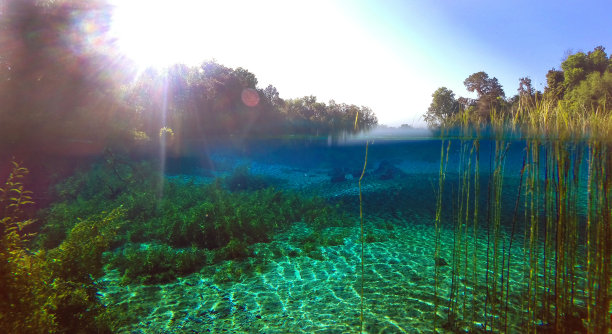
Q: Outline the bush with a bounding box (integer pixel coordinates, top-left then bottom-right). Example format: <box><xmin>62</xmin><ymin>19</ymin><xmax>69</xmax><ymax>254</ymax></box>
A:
<box><xmin>41</xmin><ymin>207</ymin><xmax>126</xmax><ymax>334</ymax></box>
<box><xmin>46</xmin><ymin>207</ymin><xmax>126</xmax><ymax>282</ymax></box>
<box><xmin>0</xmin><ymin>161</ymin><xmax>56</xmax><ymax>332</ymax></box>
<box><xmin>1</xmin><ymin>162</ymin><xmax>125</xmax><ymax>333</ymax></box>
<box><xmin>37</xmin><ymin>157</ymin><xmax>157</xmax><ymax>249</ymax></box>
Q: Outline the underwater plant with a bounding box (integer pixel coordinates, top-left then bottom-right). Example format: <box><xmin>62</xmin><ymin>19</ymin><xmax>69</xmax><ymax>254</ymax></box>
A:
<box><xmin>37</xmin><ymin>154</ymin><xmax>157</xmax><ymax>249</ymax></box>
<box><xmin>107</xmin><ymin>242</ymin><xmax>211</xmax><ymax>284</ymax></box>
<box><xmin>42</xmin><ymin>159</ymin><xmax>345</xmax><ymax>286</ymax></box>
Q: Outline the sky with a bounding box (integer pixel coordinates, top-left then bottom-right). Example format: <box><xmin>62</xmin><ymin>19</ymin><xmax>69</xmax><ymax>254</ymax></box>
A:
<box><xmin>110</xmin><ymin>0</ymin><xmax>612</xmax><ymax>127</ymax></box>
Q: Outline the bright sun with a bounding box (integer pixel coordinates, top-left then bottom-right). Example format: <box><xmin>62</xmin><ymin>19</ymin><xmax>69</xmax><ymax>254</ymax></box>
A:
<box><xmin>109</xmin><ymin>0</ymin><xmax>228</xmax><ymax>69</ymax></box>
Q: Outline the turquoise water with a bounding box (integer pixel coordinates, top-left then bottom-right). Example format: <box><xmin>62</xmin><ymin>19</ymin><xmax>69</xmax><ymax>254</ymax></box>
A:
<box><xmin>2</xmin><ymin>129</ymin><xmax>604</xmax><ymax>333</ymax></box>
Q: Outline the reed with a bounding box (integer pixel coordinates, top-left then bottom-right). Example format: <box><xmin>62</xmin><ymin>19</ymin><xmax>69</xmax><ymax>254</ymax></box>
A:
<box><xmin>358</xmin><ymin>140</ymin><xmax>368</xmax><ymax>333</ymax></box>
<box><xmin>355</xmin><ymin>112</ymin><xmax>368</xmax><ymax>333</ymax></box>
<box><xmin>433</xmin><ymin>135</ymin><xmax>451</xmax><ymax>332</ymax></box>
<box><xmin>433</xmin><ymin>95</ymin><xmax>611</xmax><ymax>332</ymax></box>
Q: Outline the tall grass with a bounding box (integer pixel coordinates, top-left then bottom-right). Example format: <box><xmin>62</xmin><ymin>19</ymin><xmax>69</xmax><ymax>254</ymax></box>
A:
<box><xmin>433</xmin><ymin>97</ymin><xmax>611</xmax><ymax>333</ymax></box>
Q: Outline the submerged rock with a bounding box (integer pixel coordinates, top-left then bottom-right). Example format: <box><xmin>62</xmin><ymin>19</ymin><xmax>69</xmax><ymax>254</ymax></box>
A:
<box><xmin>374</xmin><ymin>160</ymin><xmax>406</xmax><ymax>180</ymax></box>
<box><xmin>329</xmin><ymin>167</ymin><xmax>348</xmax><ymax>183</ymax></box>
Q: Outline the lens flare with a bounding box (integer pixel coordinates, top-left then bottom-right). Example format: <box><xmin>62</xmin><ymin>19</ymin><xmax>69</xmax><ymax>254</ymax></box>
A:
<box><xmin>241</xmin><ymin>88</ymin><xmax>260</xmax><ymax>107</ymax></box>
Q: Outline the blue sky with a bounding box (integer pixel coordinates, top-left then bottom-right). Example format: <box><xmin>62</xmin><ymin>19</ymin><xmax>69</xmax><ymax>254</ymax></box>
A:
<box><xmin>111</xmin><ymin>0</ymin><xmax>612</xmax><ymax>127</ymax></box>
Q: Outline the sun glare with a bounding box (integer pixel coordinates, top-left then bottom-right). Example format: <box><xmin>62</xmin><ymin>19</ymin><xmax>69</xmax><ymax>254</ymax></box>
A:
<box><xmin>110</xmin><ymin>0</ymin><xmax>224</xmax><ymax>69</ymax></box>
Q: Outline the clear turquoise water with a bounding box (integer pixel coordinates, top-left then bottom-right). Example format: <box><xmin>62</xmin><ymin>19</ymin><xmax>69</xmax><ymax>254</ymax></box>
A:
<box><xmin>3</xmin><ymin>128</ymin><xmax>601</xmax><ymax>333</ymax></box>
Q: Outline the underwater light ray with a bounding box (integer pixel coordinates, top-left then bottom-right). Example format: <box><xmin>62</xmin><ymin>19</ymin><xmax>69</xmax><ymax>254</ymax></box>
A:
<box><xmin>157</xmin><ymin>73</ymin><xmax>169</xmax><ymax>199</ymax></box>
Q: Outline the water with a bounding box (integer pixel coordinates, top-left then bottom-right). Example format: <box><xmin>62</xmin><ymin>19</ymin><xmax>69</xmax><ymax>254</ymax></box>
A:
<box><xmin>1</xmin><ymin>129</ymin><xmax>607</xmax><ymax>333</ymax></box>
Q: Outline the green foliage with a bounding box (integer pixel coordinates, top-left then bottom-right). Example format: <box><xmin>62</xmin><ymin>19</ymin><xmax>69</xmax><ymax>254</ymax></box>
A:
<box><xmin>463</xmin><ymin>71</ymin><xmax>505</xmax><ymax>120</ymax></box>
<box><xmin>153</xmin><ymin>181</ymin><xmax>339</xmax><ymax>249</ymax></box>
<box><xmin>0</xmin><ymin>161</ymin><xmax>36</xmax><ymax>244</ymax></box>
<box><xmin>218</xmin><ymin>238</ymin><xmax>250</xmax><ymax>260</ymax></box>
<box><xmin>38</xmin><ymin>156</ymin><xmax>157</xmax><ymax>249</ymax></box>
<box><xmin>212</xmin><ymin>260</ymin><xmax>249</xmax><ymax>284</ymax></box>
<box><xmin>545</xmin><ymin>69</ymin><xmax>565</xmax><ymax>101</ymax></box>
<box><xmin>434</xmin><ymin>46</ymin><xmax>611</xmax><ymax>134</ymax></box>
<box><xmin>563</xmin><ymin>71</ymin><xmax>612</xmax><ymax>113</ymax></box>
<box><xmin>0</xmin><ymin>162</ymin><xmax>56</xmax><ymax>333</ymax></box>
<box><xmin>543</xmin><ymin>46</ymin><xmax>612</xmax><ymax>112</ymax></box>
<box><xmin>122</xmin><ymin>61</ymin><xmax>375</xmax><ymax>140</ymax></box>
<box><xmin>587</xmin><ymin>46</ymin><xmax>609</xmax><ymax>73</ymax></box>
<box><xmin>424</xmin><ymin>87</ymin><xmax>460</xmax><ymax>127</ymax></box>
<box><xmin>46</xmin><ymin>207</ymin><xmax>126</xmax><ymax>282</ymax></box>
<box><xmin>23</xmin><ymin>206</ymin><xmax>127</xmax><ymax>334</ymax></box>
<box><xmin>561</xmin><ymin>51</ymin><xmax>589</xmax><ymax>89</ymax></box>
<box><xmin>1</xmin><ymin>0</ymin><xmax>377</xmax><ymax>156</ymax></box>
<box><xmin>430</xmin><ymin>47</ymin><xmax>612</xmax><ymax>332</ymax></box>
<box><xmin>28</xmin><ymin>207</ymin><xmax>126</xmax><ymax>334</ymax></box>
<box><xmin>43</xmin><ymin>159</ymin><xmax>343</xmax><ymax>285</ymax></box>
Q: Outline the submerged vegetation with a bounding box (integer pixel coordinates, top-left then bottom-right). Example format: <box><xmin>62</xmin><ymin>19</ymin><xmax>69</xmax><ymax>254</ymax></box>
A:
<box><xmin>42</xmin><ymin>158</ymin><xmax>344</xmax><ymax>281</ymax></box>
<box><xmin>1</xmin><ymin>157</ymin><xmax>347</xmax><ymax>331</ymax></box>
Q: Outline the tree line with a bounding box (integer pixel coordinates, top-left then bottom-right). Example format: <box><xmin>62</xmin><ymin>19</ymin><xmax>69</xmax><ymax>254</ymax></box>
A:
<box><xmin>424</xmin><ymin>46</ymin><xmax>612</xmax><ymax>127</ymax></box>
<box><xmin>0</xmin><ymin>0</ymin><xmax>377</xmax><ymax>155</ymax></box>
<box><xmin>124</xmin><ymin>63</ymin><xmax>377</xmax><ymax>144</ymax></box>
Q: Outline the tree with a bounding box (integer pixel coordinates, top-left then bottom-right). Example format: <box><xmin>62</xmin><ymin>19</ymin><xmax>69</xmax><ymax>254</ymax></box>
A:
<box><xmin>561</xmin><ymin>51</ymin><xmax>589</xmax><ymax>89</ymax></box>
<box><xmin>587</xmin><ymin>46</ymin><xmax>609</xmax><ymax>74</ymax></box>
<box><xmin>0</xmin><ymin>0</ymin><xmax>131</xmax><ymax>152</ymax></box>
<box><xmin>548</xmin><ymin>47</ymin><xmax>612</xmax><ymax>114</ymax></box>
<box><xmin>544</xmin><ymin>68</ymin><xmax>565</xmax><ymax>101</ymax></box>
<box><xmin>463</xmin><ymin>71</ymin><xmax>505</xmax><ymax>119</ymax></box>
<box><xmin>263</xmin><ymin>85</ymin><xmax>283</xmax><ymax>110</ymax></box>
<box><xmin>424</xmin><ymin>87</ymin><xmax>459</xmax><ymax>127</ymax></box>
<box><xmin>518</xmin><ymin>77</ymin><xmax>536</xmax><ymax>109</ymax></box>
<box><xmin>234</xmin><ymin>67</ymin><xmax>258</xmax><ymax>88</ymax></box>
<box><xmin>518</xmin><ymin>77</ymin><xmax>534</xmax><ymax>97</ymax></box>
<box><xmin>564</xmin><ymin>71</ymin><xmax>612</xmax><ymax>113</ymax></box>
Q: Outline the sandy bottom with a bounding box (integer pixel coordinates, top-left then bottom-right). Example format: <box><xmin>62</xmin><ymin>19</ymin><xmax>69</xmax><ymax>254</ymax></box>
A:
<box><xmin>100</xmin><ymin>216</ymin><xmax>560</xmax><ymax>333</ymax></box>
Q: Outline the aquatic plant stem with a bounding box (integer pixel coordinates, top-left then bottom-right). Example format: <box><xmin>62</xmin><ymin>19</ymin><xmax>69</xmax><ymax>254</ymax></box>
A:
<box><xmin>504</xmin><ymin>144</ymin><xmax>527</xmax><ymax>332</ymax></box>
<box><xmin>433</xmin><ymin>138</ymin><xmax>451</xmax><ymax>332</ymax></box>
<box><xmin>358</xmin><ymin>140</ymin><xmax>369</xmax><ymax>333</ymax></box>
<box><xmin>471</xmin><ymin>140</ymin><xmax>480</xmax><ymax>327</ymax></box>
<box><xmin>483</xmin><ymin>141</ymin><xmax>494</xmax><ymax>331</ymax></box>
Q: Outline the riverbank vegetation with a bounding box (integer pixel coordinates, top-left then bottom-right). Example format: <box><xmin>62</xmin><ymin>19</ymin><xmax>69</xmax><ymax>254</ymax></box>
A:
<box><xmin>425</xmin><ymin>46</ymin><xmax>611</xmax><ymax>136</ymax></box>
